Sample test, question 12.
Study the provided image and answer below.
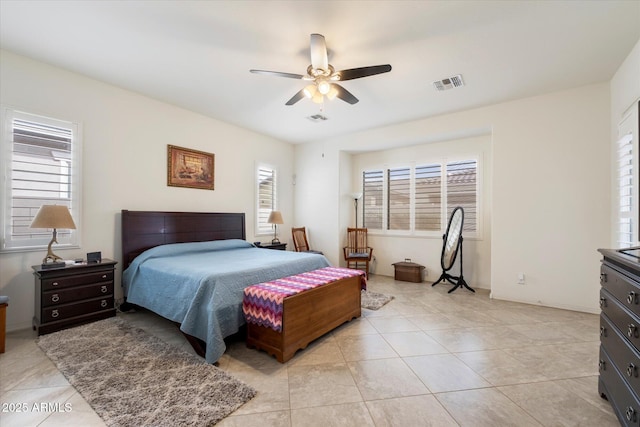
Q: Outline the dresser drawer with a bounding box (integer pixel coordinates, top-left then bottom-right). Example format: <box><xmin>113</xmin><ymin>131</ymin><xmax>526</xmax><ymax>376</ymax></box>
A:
<box><xmin>600</xmin><ymin>346</ymin><xmax>640</xmax><ymax>426</ymax></box>
<box><xmin>42</xmin><ymin>296</ymin><xmax>114</xmax><ymax>323</ymax></box>
<box><xmin>601</xmin><ymin>288</ymin><xmax>640</xmax><ymax>353</ymax></box>
<box><xmin>602</xmin><ymin>264</ymin><xmax>640</xmax><ymax>317</ymax></box>
<box><xmin>41</xmin><ymin>270</ymin><xmax>114</xmax><ymax>291</ymax></box>
<box><xmin>42</xmin><ymin>282</ymin><xmax>113</xmax><ymax>307</ymax></box>
<box><xmin>601</xmin><ymin>314</ymin><xmax>640</xmax><ymax>393</ymax></box>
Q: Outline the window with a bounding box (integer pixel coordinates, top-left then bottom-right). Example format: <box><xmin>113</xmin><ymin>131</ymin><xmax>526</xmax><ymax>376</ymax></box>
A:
<box><xmin>256</xmin><ymin>164</ymin><xmax>277</xmax><ymax>235</ymax></box>
<box><xmin>363</xmin><ymin>158</ymin><xmax>479</xmax><ymax>236</ymax></box>
<box><xmin>363</xmin><ymin>170</ymin><xmax>383</xmax><ymax>230</ymax></box>
<box><xmin>617</xmin><ymin>103</ymin><xmax>639</xmax><ymax>247</ymax></box>
<box><xmin>415</xmin><ymin>164</ymin><xmax>441</xmax><ymax>231</ymax></box>
<box><xmin>1</xmin><ymin>108</ymin><xmax>81</xmax><ymax>251</ymax></box>
<box><xmin>446</xmin><ymin>160</ymin><xmax>477</xmax><ymax>233</ymax></box>
<box><xmin>387</xmin><ymin>167</ymin><xmax>410</xmax><ymax>230</ymax></box>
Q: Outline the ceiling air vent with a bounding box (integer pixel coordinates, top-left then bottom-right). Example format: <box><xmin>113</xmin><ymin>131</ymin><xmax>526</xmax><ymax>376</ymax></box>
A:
<box><xmin>307</xmin><ymin>114</ymin><xmax>328</xmax><ymax>122</ymax></box>
<box><xmin>433</xmin><ymin>74</ymin><xmax>464</xmax><ymax>91</ymax></box>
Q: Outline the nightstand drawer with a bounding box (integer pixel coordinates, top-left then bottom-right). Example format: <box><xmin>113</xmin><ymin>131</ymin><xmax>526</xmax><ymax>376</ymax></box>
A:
<box><xmin>42</xmin><ymin>296</ymin><xmax>114</xmax><ymax>323</ymax></box>
<box><xmin>42</xmin><ymin>282</ymin><xmax>113</xmax><ymax>307</ymax></box>
<box><xmin>42</xmin><ymin>270</ymin><xmax>114</xmax><ymax>291</ymax></box>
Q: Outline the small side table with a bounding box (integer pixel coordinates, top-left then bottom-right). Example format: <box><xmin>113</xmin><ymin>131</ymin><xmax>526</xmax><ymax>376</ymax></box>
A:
<box><xmin>392</xmin><ymin>261</ymin><xmax>425</xmax><ymax>283</ymax></box>
<box><xmin>257</xmin><ymin>242</ymin><xmax>287</xmax><ymax>251</ymax></box>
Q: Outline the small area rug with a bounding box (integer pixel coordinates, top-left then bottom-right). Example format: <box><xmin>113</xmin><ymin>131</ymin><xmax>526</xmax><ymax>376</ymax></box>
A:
<box><xmin>37</xmin><ymin>317</ymin><xmax>256</xmax><ymax>427</ymax></box>
<box><xmin>361</xmin><ymin>290</ymin><xmax>394</xmax><ymax>310</ymax></box>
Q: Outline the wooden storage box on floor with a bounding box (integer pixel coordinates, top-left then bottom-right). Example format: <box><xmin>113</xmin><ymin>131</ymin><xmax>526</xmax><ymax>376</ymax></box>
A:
<box><xmin>392</xmin><ymin>262</ymin><xmax>425</xmax><ymax>283</ymax></box>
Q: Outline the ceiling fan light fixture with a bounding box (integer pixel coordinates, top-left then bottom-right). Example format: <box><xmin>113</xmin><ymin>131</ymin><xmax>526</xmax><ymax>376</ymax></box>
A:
<box><xmin>312</xmin><ymin>92</ymin><xmax>324</xmax><ymax>104</ymax></box>
<box><xmin>303</xmin><ymin>84</ymin><xmax>317</xmax><ymax>98</ymax></box>
<box><xmin>326</xmin><ymin>85</ymin><xmax>339</xmax><ymax>100</ymax></box>
<box><xmin>317</xmin><ymin>79</ymin><xmax>331</xmax><ymax>95</ymax></box>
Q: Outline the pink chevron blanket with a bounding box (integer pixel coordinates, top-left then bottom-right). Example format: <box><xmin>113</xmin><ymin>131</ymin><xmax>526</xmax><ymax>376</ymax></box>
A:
<box><xmin>242</xmin><ymin>267</ymin><xmax>366</xmax><ymax>332</ymax></box>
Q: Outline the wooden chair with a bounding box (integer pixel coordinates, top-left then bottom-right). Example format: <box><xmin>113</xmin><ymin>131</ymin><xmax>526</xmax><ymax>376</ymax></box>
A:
<box><xmin>291</xmin><ymin>227</ymin><xmax>323</xmax><ymax>254</ymax></box>
<box><xmin>343</xmin><ymin>227</ymin><xmax>373</xmax><ymax>278</ymax></box>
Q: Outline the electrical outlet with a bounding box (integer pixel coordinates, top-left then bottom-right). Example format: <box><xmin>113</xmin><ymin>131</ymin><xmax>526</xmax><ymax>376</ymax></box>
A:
<box><xmin>517</xmin><ymin>273</ymin><xmax>525</xmax><ymax>285</ymax></box>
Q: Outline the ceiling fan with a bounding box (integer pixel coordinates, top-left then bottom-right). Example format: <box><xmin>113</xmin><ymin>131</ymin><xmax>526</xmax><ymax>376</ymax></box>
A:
<box><xmin>250</xmin><ymin>33</ymin><xmax>392</xmax><ymax>106</ymax></box>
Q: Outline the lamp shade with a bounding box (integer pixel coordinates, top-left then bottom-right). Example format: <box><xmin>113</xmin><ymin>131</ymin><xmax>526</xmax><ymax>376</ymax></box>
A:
<box><xmin>30</xmin><ymin>205</ymin><xmax>76</xmax><ymax>229</ymax></box>
<box><xmin>267</xmin><ymin>210</ymin><xmax>284</xmax><ymax>225</ymax></box>
<box><xmin>351</xmin><ymin>192</ymin><xmax>363</xmax><ymax>200</ymax></box>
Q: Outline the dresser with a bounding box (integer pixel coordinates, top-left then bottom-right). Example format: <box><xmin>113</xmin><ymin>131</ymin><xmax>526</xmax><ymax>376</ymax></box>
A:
<box><xmin>32</xmin><ymin>260</ymin><xmax>117</xmax><ymax>335</ymax></box>
<box><xmin>599</xmin><ymin>248</ymin><xmax>640</xmax><ymax>426</ymax></box>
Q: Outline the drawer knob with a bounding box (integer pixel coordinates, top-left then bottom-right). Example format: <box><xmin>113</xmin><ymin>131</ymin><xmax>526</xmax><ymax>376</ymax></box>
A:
<box><xmin>599</xmin><ymin>359</ymin><xmax>606</xmax><ymax>371</ymax></box>
<box><xmin>101</xmin><ymin>300</ymin><xmax>108</xmax><ymax>308</ymax></box>
<box><xmin>629</xmin><ymin>324</ymin><xmax>638</xmax><ymax>338</ymax></box>
<box><xmin>51</xmin><ymin>309</ymin><xmax>59</xmax><ymax>318</ymax></box>
<box><xmin>51</xmin><ymin>294</ymin><xmax>60</xmax><ymax>303</ymax></box>
<box><xmin>52</xmin><ymin>281</ymin><xmax>59</xmax><ymax>287</ymax></box>
<box><xmin>599</xmin><ymin>297</ymin><xmax>607</xmax><ymax>308</ymax></box>
<box><xmin>626</xmin><ymin>406</ymin><xmax>636</xmax><ymax>422</ymax></box>
<box><xmin>101</xmin><ymin>285</ymin><xmax>108</xmax><ymax>294</ymax></box>
<box><xmin>600</xmin><ymin>272</ymin><xmax>607</xmax><ymax>282</ymax></box>
<box><xmin>102</xmin><ymin>274</ymin><xmax>107</xmax><ymax>279</ymax></box>
<box><xmin>600</xmin><ymin>326</ymin><xmax>607</xmax><ymax>337</ymax></box>
<box><xmin>627</xmin><ymin>363</ymin><xmax>638</xmax><ymax>378</ymax></box>
<box><xmin>628</xmin><ymin>291</ymin><xmax>638</xmax><ymax>305</ymax></box>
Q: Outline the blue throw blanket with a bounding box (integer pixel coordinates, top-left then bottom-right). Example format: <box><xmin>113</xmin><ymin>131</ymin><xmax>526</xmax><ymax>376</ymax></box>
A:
<box><xmin>122</xmin><ymin>239</ymin><xmax>330</xmax><ymax>363</ymax></box>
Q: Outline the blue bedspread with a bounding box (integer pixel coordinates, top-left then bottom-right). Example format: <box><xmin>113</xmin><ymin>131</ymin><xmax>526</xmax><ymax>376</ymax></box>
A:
<box><xmin>122</xmin><ymin>239</ymin><xmax>330</xmax><ymax>363</ymax></box>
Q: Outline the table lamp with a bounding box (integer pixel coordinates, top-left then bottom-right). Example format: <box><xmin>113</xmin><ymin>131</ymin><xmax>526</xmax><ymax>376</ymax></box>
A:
<box><xmin>267</xmin><ymin>210</ymin><xmax>284</xmax><ymax>244</ymax></box>
<box><xmin>30</xmin><ymin>205</ymin><xmax>76</xmax><ymax>268</ymax></box>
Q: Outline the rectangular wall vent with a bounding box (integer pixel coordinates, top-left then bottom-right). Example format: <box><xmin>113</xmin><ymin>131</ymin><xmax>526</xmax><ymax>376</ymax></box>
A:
<box><xmin>307</xmin><ymin>114</ymin><xmax>328</xmax><ymax>122</ymax></box>
<box><xmin>433</xmin><ymin>74</ymin><xmax>465</xmax><ymax>91</ymax></box>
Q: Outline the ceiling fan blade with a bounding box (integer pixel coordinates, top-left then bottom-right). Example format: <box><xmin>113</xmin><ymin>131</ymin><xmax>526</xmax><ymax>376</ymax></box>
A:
<box><xmin>250</xmin><ymin>69</ymin><xmax>304</xmax><ymax>79</ymax></box>
<box><xmin>310</xmin><ymin>33</ymin><xmax>328</xmax><ymax>71</ymax></box>
<box><xmin>337</xmin><ymin>64</ymin><xmax>392</xmax><ymax>81</ymax></box>
<box><xmin>333</xmin><ymin>84</ymin><xmax>359</xmax><ymax>104</ymax></box>
<box><xmin>285</xmin><ymin>89</ymin><xmax>306</xmax><ymax>106</ymax></box>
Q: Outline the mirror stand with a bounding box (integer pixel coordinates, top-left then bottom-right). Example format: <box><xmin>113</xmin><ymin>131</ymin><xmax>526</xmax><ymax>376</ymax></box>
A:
<box><xmin>432</xmin><ymin>235</ymin><xmax>475</xmax><ymax>294</ymax></box>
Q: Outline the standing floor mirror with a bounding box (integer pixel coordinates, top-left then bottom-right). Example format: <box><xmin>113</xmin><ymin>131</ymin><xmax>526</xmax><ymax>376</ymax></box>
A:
<box><xmin>432</xmin><ymin>206</ymin><xmax>474</xmax><ymax>293</ymax></box>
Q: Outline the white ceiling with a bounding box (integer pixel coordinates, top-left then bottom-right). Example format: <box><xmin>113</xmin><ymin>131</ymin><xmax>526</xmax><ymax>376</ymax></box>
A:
<box><xmin>1</xmin><ymin>1</ymin><xmax>639</xmax><ymax>144</ymax></box>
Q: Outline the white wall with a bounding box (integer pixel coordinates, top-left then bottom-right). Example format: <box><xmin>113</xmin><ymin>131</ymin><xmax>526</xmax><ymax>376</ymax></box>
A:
<box><xmin>0</xmin><ymin>50</ymin><xmax>295</xmax><ymax>331</ymax></box>
<box><xmin>296</xmin><ymin>82</ymin><xmax>611</xmax><ymax>313</ymax></box>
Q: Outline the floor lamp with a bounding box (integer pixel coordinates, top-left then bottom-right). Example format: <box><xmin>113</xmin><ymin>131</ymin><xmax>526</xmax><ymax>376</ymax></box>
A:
<box><xmin>351</xmin><ymin>192</ymin><xmax>362</xmax><ymax>228</ymax></box>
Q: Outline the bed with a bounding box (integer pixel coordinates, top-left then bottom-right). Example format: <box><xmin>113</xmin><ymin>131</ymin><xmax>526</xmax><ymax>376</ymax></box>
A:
<box><xmin>121</xmin><ymin>210</ymin><xmax>330</xmax><ymax>363</ymax></box>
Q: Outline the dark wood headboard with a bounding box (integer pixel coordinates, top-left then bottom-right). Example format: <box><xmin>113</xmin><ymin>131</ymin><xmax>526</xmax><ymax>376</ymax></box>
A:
<box><xmin>121</xmin><ymin>210</ymin><xmax>246</xmax><ymax>269</ymax></box>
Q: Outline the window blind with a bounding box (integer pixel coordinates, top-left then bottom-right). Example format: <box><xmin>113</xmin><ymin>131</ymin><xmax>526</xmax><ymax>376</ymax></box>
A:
<box><xmin>256</xmin><ymin>166</ymin><xmax>276</xmax><ymax>234</ymax></box>
<box><xmin>446</xmin><ymin>160</ymin><xmax>477</xmax><ymax>233</ymax></box>
<box><xmin>387</xmin><ymin>167</ymin><xmax>410</xmax><ymax>230</ymax></box>
<box><xmin>618</xmin><ymin>133</ymin><xmax>634</xmax><ymax>247</ymax></box>
<box><xmin>415</xmin><ymin>164</ymin><xmax>441</xmax><ymax>231</ymax></box>
<box><xmin>2</xmin><ymin>110</ymin><xmax>79</xmax><ymax>250</ymax></box>
<box><xmin>363</xmin><ymin>169</ymin><xmax>383</xmax><ymax>229</ymax></box>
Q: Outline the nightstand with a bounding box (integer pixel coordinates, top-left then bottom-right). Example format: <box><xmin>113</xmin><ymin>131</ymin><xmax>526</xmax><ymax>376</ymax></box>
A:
<box><xmin>32</xmin><ymin>260</ymin><xmax>117</xmax><ymax>335</ymax></box>
<box><xmin>257</xmin><ymin>242</ymin><xmax>287</xmax><ymax>251</ymax></box>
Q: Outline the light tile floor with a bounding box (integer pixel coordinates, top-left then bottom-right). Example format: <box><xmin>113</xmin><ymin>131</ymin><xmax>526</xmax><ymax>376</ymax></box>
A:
<box><xmin>0</xmin><ymin>275</ymin><xmax>619</xmax><ymax>426</ymax></box>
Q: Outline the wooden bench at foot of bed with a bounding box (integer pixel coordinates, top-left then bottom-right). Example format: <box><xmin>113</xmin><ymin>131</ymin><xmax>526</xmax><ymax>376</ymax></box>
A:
<box><xmin>244</xmin><ymin>272</ymin><xmax>362</xmax><ymax>363</ymax></box>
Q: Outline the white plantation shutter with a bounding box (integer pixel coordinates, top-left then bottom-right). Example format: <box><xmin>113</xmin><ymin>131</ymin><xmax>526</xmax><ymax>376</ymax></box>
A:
<box><xmin>2</xmin><ymin>108</ymin><xmax>81</xmax><ymax>250</ymax></box>
<box><xmin>387</xmin><ymin>167</ymin><xmax>410</xmax><ymax>230</ymax></box>
<box><xmin>415</xmin><ymin>164</ymin><xmax>441</xmax><ymax>231</ymax></box>
<box><xmin>256</xmin><ymin>165</ymin><xmax>276</xmax><ymax>234</ymax></box>
<box><xmin>363</xmin><ymin>170</ymin><xmax>383</xmax><ymax>229</ymax></box>
<box><xmin>446</xmin><ymin>160</ymin><xmax>477</xmax><ymax>233</ymax></box>
<box><xmin>618</xmin><ymin>122</ymin><xmax>635</xmax><ymax>247</ymax></box>
<box><xmin>361</xmin><ymin>158</ymin><xmax>479</xmax><ymax>235</ymax></box>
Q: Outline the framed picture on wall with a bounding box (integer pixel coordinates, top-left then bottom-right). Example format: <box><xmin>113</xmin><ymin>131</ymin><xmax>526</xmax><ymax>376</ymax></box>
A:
<box><xmin>167</xmin><ymin>145</ymin><xmax>215</xmax><ymax>190</ymax></box>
